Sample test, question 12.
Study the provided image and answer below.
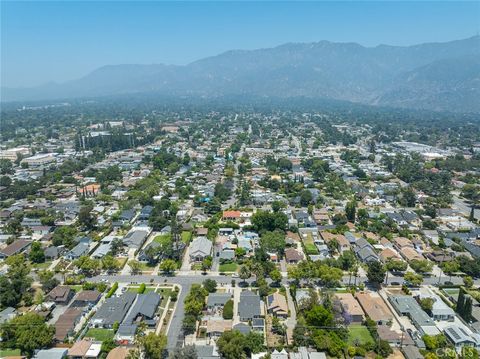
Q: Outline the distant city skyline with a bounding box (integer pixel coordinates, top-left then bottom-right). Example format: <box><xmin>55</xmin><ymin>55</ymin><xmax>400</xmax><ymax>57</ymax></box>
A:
<box><xmin>2</xmin><ymin>1</ymin><xmax>479</xmax><ymax>87</ymax></box>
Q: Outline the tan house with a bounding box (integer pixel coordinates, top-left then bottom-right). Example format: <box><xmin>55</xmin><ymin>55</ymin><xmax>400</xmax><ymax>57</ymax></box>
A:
<box><xmin>393</xmin><ymin>237</ymin><xmax>413</xmax><ymax>250</ymax></box>
<box><xmin>379</xmin><ymin>248</ymin><xmax>401</xmax><ymax>263</ymax></box>
<box><xmin>355</xmin><ymin>292</ymin><xmax>393</xmax><ymax>325</ymax></box>
<box><xmin>267</xmin><ymin>292</ymin><xmax>289</xmax><ymax>318</ymax></box>
<box><xmin>400</xmin><ymin>247</ymin><xmax>424</xmax><ymax>262</ymax></box>
<box><xmin>335</xmin><ymin>293</ymin><xmax>365</xmax><ymax>323</ymax></box>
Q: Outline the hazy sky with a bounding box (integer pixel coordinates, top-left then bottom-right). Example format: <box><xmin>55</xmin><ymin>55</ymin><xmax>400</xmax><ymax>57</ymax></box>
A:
<box><xmin>2</xmin><ymin>1</ymin><xmax>479</xmax><ymax>88</ymax></box>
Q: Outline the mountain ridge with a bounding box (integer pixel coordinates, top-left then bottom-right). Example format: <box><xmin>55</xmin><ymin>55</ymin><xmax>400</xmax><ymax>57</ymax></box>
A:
<box><xmin>2</xmin><ymin>36</ymin><xmax>479</xmax><ymax>112</ymax></box>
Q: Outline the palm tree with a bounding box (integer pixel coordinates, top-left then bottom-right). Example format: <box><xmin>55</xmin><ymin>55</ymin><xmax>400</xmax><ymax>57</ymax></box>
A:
<box><xmin>239</xmin><ymin>265</ymin><xmax>251</xmax><ymax>285</ymax></box>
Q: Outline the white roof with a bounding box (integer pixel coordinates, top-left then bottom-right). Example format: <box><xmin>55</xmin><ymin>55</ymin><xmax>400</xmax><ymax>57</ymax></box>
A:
<box><xmin>86</xmin><ymin>343</ymin><xmax>102</xmax><ymax>357</ymax></box>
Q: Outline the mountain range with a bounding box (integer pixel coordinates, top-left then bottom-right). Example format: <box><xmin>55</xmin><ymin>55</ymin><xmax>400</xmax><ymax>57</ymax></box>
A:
<box><xmin>2</xmin><ymin>36</ymin><xmax>480</xmax><ymax>112</ymax></box>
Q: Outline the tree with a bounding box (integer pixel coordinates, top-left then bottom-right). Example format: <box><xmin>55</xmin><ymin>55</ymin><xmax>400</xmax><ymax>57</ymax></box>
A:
<box><xmin>102</xmin><ymin>254</ymin><xmax>119</xmax><ymax>273</ymax></box>
<box><xmin>29</xmin><ymin>241</ymin><xmax>45</xmax><ymax>263</ymax></box>
<box><xmin>201</xmin><ymin>256</ymin><xmax>212</xmax><ymax>273</ymax></box>
<box><xmin>345</xmin><ymin>201</ymin><xmax>356</xmax><ymax>222</ymax></box>
<box><xmin>203</xmin><ymin>279</ymin><xmax>217</xmax><ymax>293</ymax></box>
<box><xmin>78</xmin><ymin>204</ymin><xmax>95</xmax><ymax>229</ymax></box>
<box><xmin>367</xmin><ymin>261</ymin><xmax>386</xmax><ymax>286</ymax></box>
<box><xmin>101</xmin><ymin>338</ymin><xmax>117</xmax><ymax>355</ymax></box>
<box><xmin>0</xmin><ymin>255</ymin><xmax>32</xmax><ymax>307</ymax></box>
<box><xmin>464</xmin><ymin>275</ymin><xmax>474</xmax><ymax>288</ymax></box>
<box><xmin>1</xmin><ymin>313</ymin><xmax>54</xmax><ymax>355</ymax></box>
<box><xmin>110</xmin><ymin>238</ymin><xmax>124</xmax><ymax>256</ymax></box>
<box><xmin>74</xmin><ymin>255</ymin><xmax>100</xmax><ymax>276</ymax></box>
<box><xmin>239</xmin><ymin>265</ymin><xmax>251</xmax><ymax>284</ymax></box>
<box><xmin>169</xmin><ymin>345</ymin><xmax>198</xmax><ymax>359</ymax></box>
<box><xmin>420</xmin><ymin>298</ymin><xmax>434</xmax><ymax>313</ymax></box>
<box><xmin>409</xmin><ymin>259</ymin><xmax>433</xmax><ymax>274</ymax></box>
<box><xmin>0</xmin><ymin>159</ymin><xmax>14</xmax><ymax>175</ymax></box>
<box><xmin>129</xmin><ymin>259</ymin><xmax>142</xmax><ymax>274</ymax></box>
<box><xmin>305</xmin><ymin>304</ymin><xmax>334</xmax><ymax>328</ymax></box>
<box><xmin>251</xmin><ymin>210</ymin><xmax>288</xmax><ymax>232</ymax></box>
<box><xmin>38</xmin><ymin>270</ymin><xmax>59</xmax><ymax>292</ymax></box>
<box><xmin>442</xmin><ymin>261</ymin><xmax>460</xmax><ymax>282</ymax></box>
<box><xmin>469</xmin><ymin>206</ymin><xmax>475</xmax><ymax>222</ymax></box>
<box><xmin>300</xmin><ymin>190</ymin><xmax>313</xmax><ymax>206</ymax></box>
<box><xmin>138</xmin><ymin>333</ymin><xmax>167</xmax><ymax>359</ymax></box>
<box><xmin>386</xmin><ymin>259</ymin><xmax>407</xmax><ymax>273</ymax></box>
<box><xmin>404</xmin><ymin>271</ymin><xmax>423</xmax><ymax>287</ymax></box>
<box><xmin>159</xmin><ymin>259</ymin><xmax>177</xmax><ymax>274</ymax></box>
<box><xmin>375</xmin><ymin>339</ymin><xmax>393</xmax><ymax>357</ymax></box>
<box><xmin>217</xmin><ymin>330</ymin><xmax>246</xmax><ymax>359</ymax></box>
<box><xmin>182</xmin><ymin>314</ymin><xmax>197</xmax><ymax>335</ymax></box>
<box><xmin>269</xmin><ymin>269</ymin><xmax>282</xmax><ymax>284</ymax></box>
<box><xmin>259</xmin><ymin>230</ymin><xmax>286</xmax><ymax>254</ymax></box>
<box><xmin>223</xmin><ymin>299</ymin><xmax>234</xmax><ymax>319</ymax></box>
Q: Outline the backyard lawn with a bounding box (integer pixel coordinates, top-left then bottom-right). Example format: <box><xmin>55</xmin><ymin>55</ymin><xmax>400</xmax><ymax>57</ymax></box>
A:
<box><xmin>303</xmin><ymin>233</ymin><xmax>319</xmax><ymax>255</ymax></box>
<box><xmin>181</xmin><ymin>231</ymin><xmax>192</xmax><ymax>243</ymax></box>
<box><xmin>154</xmin><ymin>234</ymin><xmax>172</xmax><ymax>244</ymax></box>
<box><xmin>85</xmin><ymin>328</ymin><xmax>114</xmax><ymax>341</ymax></box>
<box><xmin>348</xmin><ymin>326</ymin><xmax>374</xmax><ymax>345</ymax></box>
<box><xmin>0</xmin><ymin>349</ymin><xmax>21</xmax><ymax>357</ymax></box>
<box><xmin>219</xmin><ymin>263</ymin><xmax>238</xmax><ymax>272</ymax></box>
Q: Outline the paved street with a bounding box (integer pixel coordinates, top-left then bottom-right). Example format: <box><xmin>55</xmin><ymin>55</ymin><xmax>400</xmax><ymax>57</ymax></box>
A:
<box><xmin>453</xmin><ymin>194</ymin><xmax>479</xmax><ymax>220</ymax></box>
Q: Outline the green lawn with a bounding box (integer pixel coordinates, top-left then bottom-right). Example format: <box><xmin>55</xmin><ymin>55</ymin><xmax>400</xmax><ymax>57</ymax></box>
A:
<box><xmin>69</xmin><ymin>285</ymin><xmax>83</xmax><ymax>292</ymax></box>
<box><xmin>154</xmin><ymin>234</ymin><xmax>172</xmax><ymax>244</ymax></box>
<box><xmin>158</xmin><ymin>288</ymin><xmax>173</xmax><ymax>307</ymax></box>
<box><xmin>181</xmin><ymin>231</ymin><xmax>192</xmax><ymax>243</ymax></box>
<box><xmin>304</xmin><ymin>243</ymin><xmax>318</xmax><ymax>255</ymax></box>
<box><xmin>0</xmin><ymin>349</ymin><xmax>21</xmax><ymax>357</ymax></box>
<box><xmin>347</xmin><ymin>326</ymin><xmax>374</xmax><ymax>345</ymax></box>
<box><xmin>32</xmin><ymin>261</ymin><xmax>52</xmax><ymax>270</ymax></box>
<box><xmin>85</xmin><ymin>328</ymin><xmax>114</xmax><ymax>341</ymax></box>
<box><xmin>219</xmin><ymin>263</ymin><xmax>238</xmax><ymax>272</ymax></box>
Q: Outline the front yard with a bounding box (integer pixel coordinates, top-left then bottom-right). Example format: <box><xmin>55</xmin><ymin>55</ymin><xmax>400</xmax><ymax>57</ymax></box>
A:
<box><xmin>219</xmin><ymin>262</ymin><xmax>238</xmax><ymax>272</ymax></box>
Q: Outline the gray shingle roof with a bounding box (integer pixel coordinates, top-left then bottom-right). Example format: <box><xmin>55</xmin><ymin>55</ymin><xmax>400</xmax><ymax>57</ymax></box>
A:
<box><xmin>238</xmin><ymin>290</ymin><xmax>261</xmax><ymax>320</ymax></box>
<box><xmin>92</xmin><ymin>292</ymin><xmax>136</xmax><ymax>327</ymax></box>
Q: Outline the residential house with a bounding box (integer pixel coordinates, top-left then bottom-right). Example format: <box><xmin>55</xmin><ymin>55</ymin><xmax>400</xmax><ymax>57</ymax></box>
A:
<box><xmin>91</xmin><ymin>293</ymin><xmax>136</xmax><ymax>328</ymax></box>
<box><xmin>207</xmin><ymin>293</ymin><xmax>232</xmax><ymax>311</ymax></box>
<box><xmin>55</xmin><ymin>307</ymin><xmax>82</xmax><ymax>341</ymax></box>
<box><xmin>71</xmin><ymin>290</ymin><xmax>101</xmax><ymax>308</ymax></box>
<box><xmin>335</xmin><ymin>293</ymin><xmax>365</xmax><ymax>324</ymax></box>
<box><xmin>285</xmin><ymin>248</ymin><xmax>304</xmax><ymax>264</ymax></box>
<box><xmin>238</xmin><ymin>290</ymin><xmax>262</xmax><ymax>322</ymax></box>
<box><xmin>68</xmin><ymin>340</ymin><xmax>101</xmax><ymax>359</ymax></box>
<box><xmin>206</xmin><ymin>319</ymin><xmax>233</xmax><ymax>337</ymax></box>
<box><xmin>189</xmin><ymin>236</ymin><xmax>212</xmax><ymax>262</ymax></box>
<box><xmin>0</xmin><ymin>307</ymin><xmax>17</xmax><ymax>324</ymax></box>
<box><xmin>222</xmin><ymin>210</ymin><xmax>241</xmax><ymax>222</ymax></box>
<box><xmin>123</xmin><ymin>292</ymin><xmax>161</xmax><ymax>328</ymax></box>
<box><xmin>389</xmin><ymin>295</ymin><xmax>439</xmax><ymax>336</ymax></box>
<box><xmin>354</xmin><ymin>237</ymin><xmax>378</xmax><ymax>263</ymax></box>
<box><xmin>267</xmin><ymin>292</ymin><xmax>289</xmax><ymax>318</ymax></box>
<box><xmin>123</xmin><ymin>229</ymin><xmax>149</xmax><ymax>250</ymax></box>
<box><xmin>48</xmin><ymin>286</ymin><xmax>75</xmax><ymax>304</ymax></box>
<box><xmin>65</xmin><ymin>241</ymin><xmax>90</xmax><ymax>261</ymax></box>
<box><xmin>355</xmin><ymin>292</ymin><xmax>393</xmax><ymax>325</ymax></box>
<box><xmin>444</xmin><ymin>325</ymin><xmax>480</xmax><ymax>353</ymax></box>
<box><xmin>0</xmin><ymin>239</ymin><xmax>31</xmax><ymax>259</ymax></box>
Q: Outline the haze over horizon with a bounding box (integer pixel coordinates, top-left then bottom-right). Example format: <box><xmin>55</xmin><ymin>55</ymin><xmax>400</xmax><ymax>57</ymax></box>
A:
<box><xmin>2</xmin><ymin>1</ymin><xmax>479</xmax><ymax>88</ymax></box>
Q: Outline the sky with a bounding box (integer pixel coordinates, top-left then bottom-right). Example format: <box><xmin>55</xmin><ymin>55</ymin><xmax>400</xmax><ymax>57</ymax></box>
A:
<box><xmin>1</xmin><ymin>1</ymin><xmax>479</xmax><ymax>88</ymax></box>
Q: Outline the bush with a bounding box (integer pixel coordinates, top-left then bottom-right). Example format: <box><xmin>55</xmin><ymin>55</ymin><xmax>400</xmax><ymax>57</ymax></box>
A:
<box><xmin>138</xmin><ymin>283</ymin><xmax>146</xmax><ymax>294</ymax></box>
<box><xmin>106</xmin><ymin>282</ymin><xmax>118</xmax><ymax>298</ymax></box>
<box><xmin>223</xmin><ymin>299</ymin><xmax>234</xmax><ymax>319</ymax></box>
<box><xmin>170</xmin><ymin>291</ymin><xmax>178</xmax><ymax>302</ymax></box>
